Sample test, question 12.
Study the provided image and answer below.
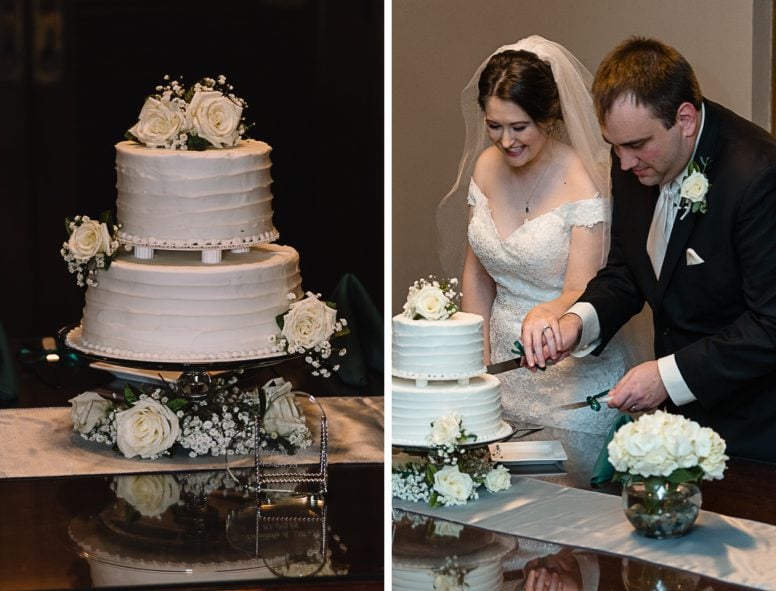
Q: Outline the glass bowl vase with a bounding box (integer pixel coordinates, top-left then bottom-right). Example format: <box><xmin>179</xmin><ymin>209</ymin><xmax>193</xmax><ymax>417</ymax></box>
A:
<box><xmin>622</xmin><ymin>477</ymin><xmax>701</xmax><ymax>539</ymax></box>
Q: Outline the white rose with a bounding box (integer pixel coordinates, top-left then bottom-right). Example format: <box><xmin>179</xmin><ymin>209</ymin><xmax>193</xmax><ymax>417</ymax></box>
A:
<box><xmin>115</xmin><ymin>474</ymin><xmax>180</xmax><ymax>518</ymax></box>
<box><xmin>410</xmin><ymin>285</ymin><xmax>449</xmax><ymax>320</ymax></box>
<box><xmin>68</xmin><ymin>391</ymin><xmax>112</xmax><ymax>434</ymax></box>
<box><xmin>115</xmin><ymin>398</ymin><xmax>181</xmax><ymax>459</ymax></box>
<box><xmin>484</xmin><ymin>464</ymin><xmax>512</xmax><ymax>492</ymax></box>
<box><xmin>432</xmin><ymin>465</ymin><xmax>473</xmax><ymax>505</ymax></box>
<box><xmin>427</xmin><ymin>413</ymin><xmax>461</xmax><ymax>447</ymax></box>
<box><xmin>281</xmin><ymin>294</ymin><xmax>338</xmax><ymax>350</ymax></box>
<box><xmin>187</xmin><ymin>90</ymin><xmax>243</xmax><ymax>148</ymax></box>
<box><xmin>68</xmin><ymin>219</ymin><xmax>113</xmax><ymax>261</ymax></box>
<box><xmin>680</xmin><ymin>171</ymin><xmax>709</xmax><ymax>203</ymax></box>
<box><xmin>128</xmin><ymin>96</ymin><xmax>186</xmax><ymax>147</ymax></box>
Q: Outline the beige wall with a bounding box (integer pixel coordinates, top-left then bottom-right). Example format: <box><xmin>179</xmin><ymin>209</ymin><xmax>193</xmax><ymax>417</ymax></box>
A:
<box><xmin>391</xmin><ymin>0</ymin><xmax>773</xmax><ymax>313</ymax></box>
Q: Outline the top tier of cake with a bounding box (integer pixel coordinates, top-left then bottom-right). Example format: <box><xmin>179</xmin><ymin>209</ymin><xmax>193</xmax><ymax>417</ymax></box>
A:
<box><xmin>391</xmin><ymin>311</ymin><xmax>486</xmax><ymax>382</ymax></box>
<box><xmin>116</xmin><ymin>139</ymin><xmax>277</xmax><ymax>250</ymax></box>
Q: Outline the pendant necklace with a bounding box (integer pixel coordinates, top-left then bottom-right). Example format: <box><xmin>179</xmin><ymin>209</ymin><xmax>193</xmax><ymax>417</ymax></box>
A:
<box><xmin>522</xmin><ymin>139</ymin><xmax>554</xmax><ymax>224</ymax></box>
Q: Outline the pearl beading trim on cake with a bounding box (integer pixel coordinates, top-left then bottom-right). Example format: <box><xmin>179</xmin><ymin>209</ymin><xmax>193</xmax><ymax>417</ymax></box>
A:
<box><xmin>390</xmin><ymin>367</ymin><xmax>486</xmax><ymax>387</ymax></box>
<box><xmin>119</xmin><ymin>229</ymin><xmax>280</xmax><ymax>250</ymax></box>
<box><xmin>65</xmin><ymin>325</ymin><xmax>285</xmax><ymax>363</ymax></box>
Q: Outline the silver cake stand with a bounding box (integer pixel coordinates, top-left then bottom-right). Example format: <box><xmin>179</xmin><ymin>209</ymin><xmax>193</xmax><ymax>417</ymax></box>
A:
<box><xmin>57</xmin><ymin>323</ymin><xmax>297</xmax><ymax>398</ymax></box>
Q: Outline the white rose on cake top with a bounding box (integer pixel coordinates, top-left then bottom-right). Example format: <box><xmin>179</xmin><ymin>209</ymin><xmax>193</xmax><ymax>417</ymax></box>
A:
<box><xmin>125</xmin><ymin>74</ymin><xmax>247</xmax><ymax>151</ymax></box>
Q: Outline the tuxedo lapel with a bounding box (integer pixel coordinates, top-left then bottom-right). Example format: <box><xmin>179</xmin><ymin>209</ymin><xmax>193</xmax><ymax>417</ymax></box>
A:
<box><xmin>654</xmin><ymin>100</ymin><xmax>719</xmax><ymax>304</ymax></box>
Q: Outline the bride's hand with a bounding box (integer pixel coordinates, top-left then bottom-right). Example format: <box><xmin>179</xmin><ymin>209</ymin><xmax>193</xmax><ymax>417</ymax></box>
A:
<box><xmin>521</xmin><ymin>306</ymin><xmax>561</xmax><ymax>368</ymax></box>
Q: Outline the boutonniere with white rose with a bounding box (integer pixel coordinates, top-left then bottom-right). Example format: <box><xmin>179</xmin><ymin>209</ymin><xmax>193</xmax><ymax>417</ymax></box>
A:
<box><xmin>61</xmin><ymin>212</ymin><xmax>120</xmax><ymax>287</ymax></box>
<box><xmin>402</xmin><ymin>276</ymin><xmax>460</xmax><ymax>321</ymax></box>
<box><xmin>126</xmin><ymin>74</ymin><xmax>251</xmax><ymax>151</ymax></box>
<box><xmin>392</xmin><ymin>412</ymin><xmax>512</xmax><ymax>508</ymax></box>
<box><xmin>68</xmin><ymin>374</ymin><xmax>312</xmax><ymax>460</ymax></box>
<box><xmin>271</xmin><ymin>292</ymin><xmax>349</xmax><ymax>378</ymax></box>
<box><xmin>678</xmin><ymin>157</ymin><xmax>711</xmax><ymax>220</ymax></box>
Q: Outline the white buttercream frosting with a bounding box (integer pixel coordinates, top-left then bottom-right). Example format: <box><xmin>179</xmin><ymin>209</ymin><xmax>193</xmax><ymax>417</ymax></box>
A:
<box><xmin>392</xmin><ymin>374</ymin><xmax>507</xmax><ymax>446</ymax></box>
<box><xmin>391</xmin><ymin>312</ymin><xmax>485</xmax><ymax>380</ymax></box>
<box><xmin>78</xmin><ymin>244</ymin><xmax>301</xmax><ymax>362</ymax></box>
<box><xmin>115</xmin><ymin>139</ymin><xmax>277</xmax><ymax>247</ymax></box>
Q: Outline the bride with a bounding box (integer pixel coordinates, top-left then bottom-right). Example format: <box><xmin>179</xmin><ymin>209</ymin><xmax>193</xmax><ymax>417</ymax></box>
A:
<box><xmin>438</xmin><ymin>36</ymin><xmax>651</xmax><ymax>435</ymax></box>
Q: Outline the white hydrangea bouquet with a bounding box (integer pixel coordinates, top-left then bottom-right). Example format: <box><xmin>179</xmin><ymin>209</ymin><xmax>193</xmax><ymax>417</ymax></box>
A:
<box><xmin>608</xmin><ymin>410</ymin><xmax>728</xmax><ymax>486</ymax></box>
<box><xmin>68</xmin><ymin>374</ymin><xmax>312</xmax><ymax>460</ymax></box>
<box><xmin>126</xmin><ymin>74</ymin><xmax>249</xmax><ymax>151</ymax></box>
<box><xmin>392</xmin><ymin>412</ymin><xmax>512</xmax><ymax>507</ymax></box>
<box><xmin>271</xmin><ymin>291</ymin><xmax>349</xmax><ymax>378</ymax></box>
<box><xmin>402</xmin><ymin>275</ymin><xmax>460</xmax><ymax>320</ymax></box>
<box><xmin>61</xmin><ymin>212</ymin><xmax>120</xmax><ymax>287</ymax></box>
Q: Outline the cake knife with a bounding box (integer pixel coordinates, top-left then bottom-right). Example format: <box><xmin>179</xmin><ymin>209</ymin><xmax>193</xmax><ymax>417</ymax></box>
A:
<box><xmin>486</xmin><ymin>340</ymin><xmax>551</xmax><ymax>374</ymax></box>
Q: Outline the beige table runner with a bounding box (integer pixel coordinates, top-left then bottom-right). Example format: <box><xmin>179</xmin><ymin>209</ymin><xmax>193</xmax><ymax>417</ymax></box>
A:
<box><xmin>0</xmin><ymin>396</ymin><xmax>384</xmax><ymax>478</ymax></box>
<box><xmin>395</xmin><ymin>476</ymin><xmax>776</xmax><ymax>590</ymax></box>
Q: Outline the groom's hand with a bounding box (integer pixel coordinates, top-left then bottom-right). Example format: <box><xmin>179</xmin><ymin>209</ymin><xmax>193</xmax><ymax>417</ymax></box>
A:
<box><xmin>607</xmin><ymin>361</ymin><xmax>668</xmax><ymax>413</ymax></box>
<box><xmin>558</xmin><ymin>312</ymin><xmax>583</xmax><ymax>352</ymax></box>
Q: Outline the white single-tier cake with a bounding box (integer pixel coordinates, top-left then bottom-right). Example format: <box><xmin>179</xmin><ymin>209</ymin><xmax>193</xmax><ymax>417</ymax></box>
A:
<box><xmin>392</xmin><ymin>311</ymin><xmax>485</xmax><ymax>383</ymax></box>
<box><xmin>392</xmin><ymin>374</ymin><xmax>510</xmax><ymax>446</ymax></box>
<box><xmin>116</xmin><ymin>139</ymin><xmax>277</xmax><ymax>250</ymax></box>
<box><xmin>75</xmin><ymin>244</ymin><xmax>301</xmax><ymax>362</ymax></box>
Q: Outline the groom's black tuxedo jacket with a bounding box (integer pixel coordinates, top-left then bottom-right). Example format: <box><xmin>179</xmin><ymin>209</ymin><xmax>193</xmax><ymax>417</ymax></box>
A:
<box><xmin>580</xmin><ymin>100</ymin><xmax>776</xmax><ymax>462</ymax></box>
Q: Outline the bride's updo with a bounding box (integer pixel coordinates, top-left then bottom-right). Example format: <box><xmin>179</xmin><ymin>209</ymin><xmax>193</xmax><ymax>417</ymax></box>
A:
<box><xmin>477</xmin><ymin>50</ymin><xmax>562</xmax><ymax>127</ymax></box>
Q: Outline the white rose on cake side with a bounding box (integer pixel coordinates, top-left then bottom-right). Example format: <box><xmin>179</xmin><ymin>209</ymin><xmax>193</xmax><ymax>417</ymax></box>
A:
<box><xmin>128</xmin><ymin>96</ymin><xmax>187</xmax><ymax>148</ymax></box>
<box><xmin>67</xmin><ymin>217</ymin><xmax>114</xmax><ymax>261</ymax></box>
<box><xmin>427</xmin><ymin>413</ymin><xmax>463</xmax><ymax>447</ymax></box>
<box><xmin>69</xmin><ymin>391</ymin><xmax>111</xmax><ymax>434</ymax></box>
<box><xmin>115</xmin><ymin>474</ymin><xmax>181</xmax><ymax>518</ymax></box>
<box><xmin>281</xmin><ymin>293</ymin><xmax>338</xmax><ymax>350</ymax></box>
<box><xmin>115</xmin><ymin>398</ymin><xmax>181</xmax><ymax>459</ymax></box>
<box><xmin>188</xmin><ymin>90</ymin><xmax>243</xmax><ymax>148</ymax></box>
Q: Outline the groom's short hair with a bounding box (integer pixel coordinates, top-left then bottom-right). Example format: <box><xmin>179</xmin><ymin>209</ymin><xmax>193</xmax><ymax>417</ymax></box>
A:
<box><xmin>592</xmin><ymin>36</ymin><xmax>703</xmax><ymax>129</ymax></box>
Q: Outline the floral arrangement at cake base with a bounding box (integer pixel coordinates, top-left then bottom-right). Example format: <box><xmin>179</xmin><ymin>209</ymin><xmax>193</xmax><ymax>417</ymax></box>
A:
<box><xmin>608</xmin><ymin>410</ymin><xmax>728</xmax><ymax>538</ymax></box>
<box><xmin>392</xmin><ymin>413</ymin><xmax>511</xmax><ymax>507</ymax></box>
<box><xmin>68</xmin><ymin>375</ymin><xmax>312</xmax><ymax>460</ymax></box>
<box><xmin>271</xmin><ymin>291</ymin><xmax>349</xmax><ymax>378</ymax></box>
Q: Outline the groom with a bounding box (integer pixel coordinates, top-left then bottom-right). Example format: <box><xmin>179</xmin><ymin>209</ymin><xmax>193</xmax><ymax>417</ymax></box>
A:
<box><xmin>557</xmin><ymin>37</ymin><xmax>776</xmax><ymax>462</ymax></box>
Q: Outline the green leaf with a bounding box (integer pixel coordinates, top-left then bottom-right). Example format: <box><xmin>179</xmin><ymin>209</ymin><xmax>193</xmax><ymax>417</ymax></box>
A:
<box><xmin>666</xmin><ymin>467</ymin><xmax>703</xmax><ymax>485</ymax></box>
<box><xmin>167</xmin><ymin>397</ymin><xmax>189</xmax><ymax>413</ymax></box>
<box><xmin>186</xmin><ymin>134</ymin><xmax>212</xmax><ymax>152</ymax></box>
<box><xmin>123</xmin><ymin>384</ymin><xmax>140</xmax><ymax>405</ymax></box>
<box><xmin>125</xmin><ymin>131</ymin><xmax>139</xmax><ymax>143</ymax></box>
<box><xmin>275</xmin><ymin>313</ymin><xmax>285</xmax><ymax>330</ymax></box>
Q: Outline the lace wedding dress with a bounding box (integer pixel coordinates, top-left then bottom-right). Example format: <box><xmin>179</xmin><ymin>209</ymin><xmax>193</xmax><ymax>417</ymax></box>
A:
<box><xmin>468</xmin><ymin>179</ymin><xmax>630</xmax><ymax>435</ymax></box>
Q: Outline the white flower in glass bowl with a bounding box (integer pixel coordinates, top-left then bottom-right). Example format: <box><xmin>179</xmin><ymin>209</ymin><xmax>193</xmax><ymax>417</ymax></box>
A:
<box><xmin>115</xmin><ymin>398</ymin><xmax>181</xmax><ymax>459</ymax></box>
<box><xmin>608</xmin><ymin>410</ymin><xmax>728</xmax><ymax>484</ymax></box>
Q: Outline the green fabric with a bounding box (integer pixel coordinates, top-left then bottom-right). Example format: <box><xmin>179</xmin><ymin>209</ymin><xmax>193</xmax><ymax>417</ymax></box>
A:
<box><xmin>327</xmin><ymin>273</ymin><xmax>383</xmax><ymax>388</ymax></box>
<box><xmin>0</xmin><ymin>323</ymin><xmax>19</xmax><ymax>401</ymax></box>
<box><xmin>590</xmin><ymin>413</ymin><xmax>632</xmax><ymax>487</ymax></box>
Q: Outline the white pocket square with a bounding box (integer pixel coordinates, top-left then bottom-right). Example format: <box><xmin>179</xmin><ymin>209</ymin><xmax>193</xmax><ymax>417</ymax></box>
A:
<box><xmin>686</xmin><ymin>248</ymin><xmax>704</xmax><ymax>266</ymax></box>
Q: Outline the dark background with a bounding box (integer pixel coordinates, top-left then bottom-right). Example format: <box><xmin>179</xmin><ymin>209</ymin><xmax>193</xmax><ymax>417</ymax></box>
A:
<box><xmin>0</xmin><ymin>0</ymin><xmax>384</xmax><ymax>343</ymax></box>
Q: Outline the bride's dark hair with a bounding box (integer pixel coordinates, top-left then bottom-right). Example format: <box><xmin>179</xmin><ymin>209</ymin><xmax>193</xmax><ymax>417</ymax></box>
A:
<box><xmin>477</xmin><ymin>49</ymin><xmax>562</xmax><ymax>126</ymax></box>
